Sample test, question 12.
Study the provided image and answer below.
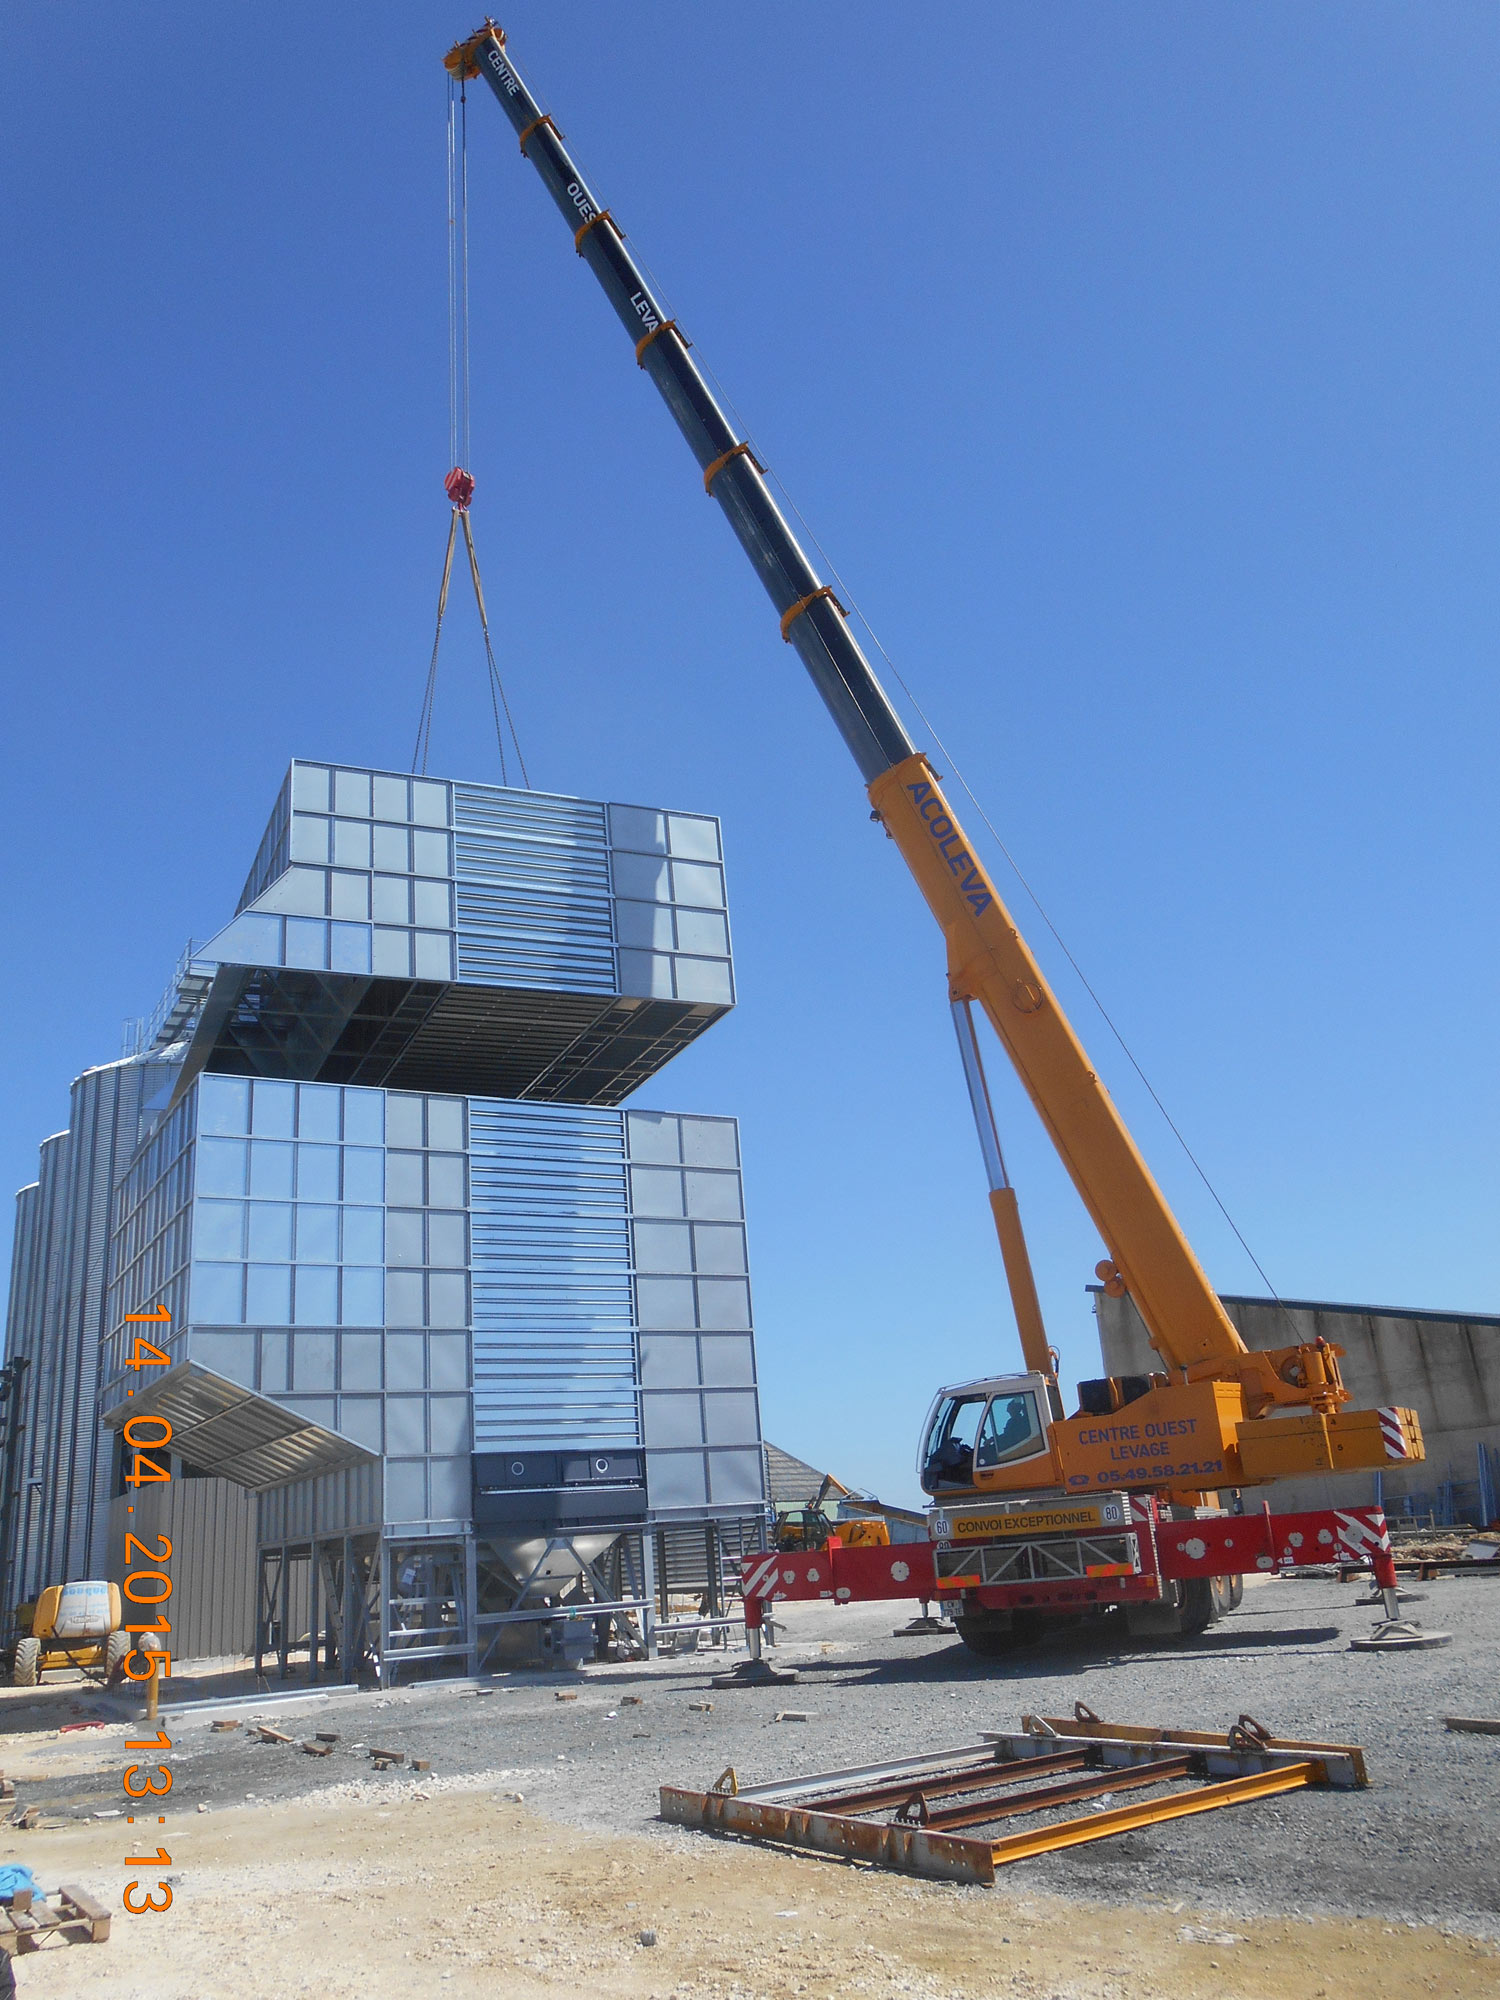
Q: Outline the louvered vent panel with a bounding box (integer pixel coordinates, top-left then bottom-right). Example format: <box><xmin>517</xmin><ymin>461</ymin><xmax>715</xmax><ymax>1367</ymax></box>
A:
<box><xmin>468</xmin><ymin>1100</ymin><xmax>639</xmax><ymax>1451</ymax></box>
<box><xmin>453</xmin><ymin>787</ymin><xmax>616</xmax><ymax>992</ymax></box>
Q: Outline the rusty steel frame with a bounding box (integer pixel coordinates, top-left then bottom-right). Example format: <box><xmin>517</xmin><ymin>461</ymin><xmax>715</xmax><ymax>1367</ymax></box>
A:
<box><xmin>1013</xmin><ymin>1708</ymin><xmax>1368</xmax><ymax>1786</ymax></box>
<box><xmin>812</xmin><ymin>1746</ymin><xmax>1089</xmax><ymax>1816</ymax></box>
<box><xmin>917</xmin><ymin>1753</ymin><xmax>1194</xmax><ymax>1831</ymax></box>
<box><xmin>660</xmin><ymin>1716</ymin><xmax>1362</xmax><ymax>1884</ymax></box>
<box><xmin>658</xmin><ymin>1785</ymin><xmax>1001</xmax><ymax>1885</ymax></box>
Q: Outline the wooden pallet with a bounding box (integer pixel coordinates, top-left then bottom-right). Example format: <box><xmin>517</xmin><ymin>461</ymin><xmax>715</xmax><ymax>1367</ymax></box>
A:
<box><xmin>0</xmin><ymin>1884</ymin><xmax>110</xmax><ymax>1953</ymax></box>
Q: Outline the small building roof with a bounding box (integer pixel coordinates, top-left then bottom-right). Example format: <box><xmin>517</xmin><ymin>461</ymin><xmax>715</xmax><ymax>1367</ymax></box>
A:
<box><xmin>763</xmin><ymin>1442</ymin><xmax>850</xmax><ymax>1510</ymax></box>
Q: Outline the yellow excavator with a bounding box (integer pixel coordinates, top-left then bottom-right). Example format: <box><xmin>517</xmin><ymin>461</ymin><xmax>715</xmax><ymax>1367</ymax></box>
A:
<box><xmin>447</xmin><ymin>25</ymin><xmax>1427</xmax><ymax>1653</ymax></box>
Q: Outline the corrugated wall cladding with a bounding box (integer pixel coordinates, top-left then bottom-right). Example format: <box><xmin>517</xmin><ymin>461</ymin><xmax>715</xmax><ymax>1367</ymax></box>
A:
<box><xmin>453</xmin><ymin>787</ymin><xmax>616</xmax><ymax>992</ymax></box>
<box><xmin>257</xmin><ymin>1462</ymin><xmax>383</xmax><ymax>1544</ymax></box>
<box><xmin>108</xmin><ymin>1477</ymin><xmax>257</xmax><ymax>1661</ymax></box>
<box><xmin>469</xmin><ymin>1100</ymin><xmax>639</xmax><ymax>1451</ymax></box>
<box><xmin>3</xmin><ymin>1173</ymin><xmax>48</xmax><ymax>1601</ymax></box>
<box><xmin>3</xmin><ymin>1060</ymin><xmax>150</xmax><ymax>1602</ymax></box>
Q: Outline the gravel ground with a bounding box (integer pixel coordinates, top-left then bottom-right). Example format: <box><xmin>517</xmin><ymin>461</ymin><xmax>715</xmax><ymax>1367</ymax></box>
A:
<box><xmin>5</xmin><ymin>1571</ymin><xmax>1498</xmax><ymax>1940</ymax></box>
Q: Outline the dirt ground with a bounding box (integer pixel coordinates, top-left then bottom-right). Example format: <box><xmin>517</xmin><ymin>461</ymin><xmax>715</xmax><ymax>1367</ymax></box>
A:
<box><xmin>2</xmin><ymin>1575</ymin><xmax>1498</xmax><ymax>1996</ymax></box>
<box><xmin>3</xmin><ymin>1786</ymin><xmax>1496</xmax><ymax>2000</ymax></box>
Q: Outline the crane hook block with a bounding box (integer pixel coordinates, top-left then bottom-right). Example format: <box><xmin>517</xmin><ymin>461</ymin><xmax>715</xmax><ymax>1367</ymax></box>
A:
<box><xmin>445</xmin><ymin>467</ymin><xmax>476</xmax><ymax>511</ymax></box>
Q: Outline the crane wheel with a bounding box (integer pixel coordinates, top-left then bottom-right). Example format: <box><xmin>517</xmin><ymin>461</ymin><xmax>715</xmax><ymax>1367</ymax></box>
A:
<box><xmin>1176</xmin><ymin>1577</ymin><xmax>1218</xmax><ymax>1636</ymax></box>
<box><xmin>12</xmin><ymin>1637</ymin><xmax>40</xmax><ymax>1687</ymax></box>
<box><xmin>954</xmin><ymin>1615</ymin><xmax>1018</xmax><ymax>1660</ymax></box>
<box><xmin>104</xmin><ymin>1630</ymin><xmax>132</xmax><ymax>1680</ymax></box>
<box><xmin>1211</xmin><ymin>1575</ymin><xmax>1243</xmax><ymax>1617</ymax></box>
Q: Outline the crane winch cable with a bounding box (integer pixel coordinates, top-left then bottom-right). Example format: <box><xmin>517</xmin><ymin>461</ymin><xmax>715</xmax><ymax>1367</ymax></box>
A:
<box><xmin>412</xmin><ymin>75</ymin><xmax>530</xmax><ymax>786</ymax></box>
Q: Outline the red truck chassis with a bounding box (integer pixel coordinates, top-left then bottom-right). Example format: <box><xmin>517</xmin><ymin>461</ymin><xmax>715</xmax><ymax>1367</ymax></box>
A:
<box><xmin>741</xmin><ymin>1495</ymin><xmax>1398</xmax><ymax>1632</ymax></box>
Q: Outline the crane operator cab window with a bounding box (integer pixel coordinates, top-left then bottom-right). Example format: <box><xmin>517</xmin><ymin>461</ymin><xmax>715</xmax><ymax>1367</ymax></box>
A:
<box><xmin>921</xmin><ymin>1388</ymin><xmax>1048</xmax><ymax>1492</ymax></box>
<box><xmin>976</xmin><ymin>1391</ymin><xmax>1045</xmax><ymax>1469</ymax></box>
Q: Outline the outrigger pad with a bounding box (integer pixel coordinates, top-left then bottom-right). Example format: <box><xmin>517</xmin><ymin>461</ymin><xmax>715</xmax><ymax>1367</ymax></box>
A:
<box><xmin>1349</xmin><ymin>1619</ymin><xmax>1452</xmax><ymax>1651</ymax></box>
<box><xmin>711</xmin><ymin>1659</ymin><xmax>799</xmax><ymax>1689</ymax></box>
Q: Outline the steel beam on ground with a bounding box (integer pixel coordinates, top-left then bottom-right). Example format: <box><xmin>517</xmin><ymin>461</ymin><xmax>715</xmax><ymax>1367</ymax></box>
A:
<box><xmin>985</xmin><ymin>1760</ymin><xmax>1319</xmax><ymax>1865</ymax></box>
<box><xmin>732</xmin><ymin>1742</ymin><xmax>1020</xmax><ymax>1806</ymax></box>
<box><xmin>1006</xmin><ymin>1715</ymin><xmax>1366</xmax><ymax>1787</ymax></box>
<box><xmin>659</xmin><ymin>1787</ymin><xmax>998</xmax><ymax>1887</ymax></box>
<box><xmin>924</xmin><ymin>1755</ymin><xmax>1193</xmax><ymax>1832</ymax></box>
<box><xmin>811</xmin><ymin>1749</ymin><xmax>1088</xmax><ymax>1817</ymax></box>
<box><xmin>662</xmin><ymin>1727</ymin><xmax>1354</xmax><ymax>1884</ymax></box>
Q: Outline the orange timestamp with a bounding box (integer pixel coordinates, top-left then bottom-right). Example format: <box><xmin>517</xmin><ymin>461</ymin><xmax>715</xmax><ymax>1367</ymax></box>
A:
<box><xmin>119</xmin><ymin>1305</ymin><xmax>178</xmax><ymax>1916</ymax></box>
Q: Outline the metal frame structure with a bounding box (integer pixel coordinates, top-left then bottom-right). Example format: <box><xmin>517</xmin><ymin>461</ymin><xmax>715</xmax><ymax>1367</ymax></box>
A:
<box><xmin>253</xmin><ymin>1513</ymin><xmax>767</xmax><ymax>1686</ymax></box>
<box><xmin>662</xmin><ymin>1709</ymin><xmax>1366</xmax><ymax>1885</ymax></box>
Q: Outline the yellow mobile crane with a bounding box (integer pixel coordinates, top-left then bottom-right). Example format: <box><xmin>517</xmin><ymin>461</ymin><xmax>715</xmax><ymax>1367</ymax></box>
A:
<box><xmin>447</xmin><ymin>25</ymin><xmax>1425</xmax><ymax>1652</ymax></box>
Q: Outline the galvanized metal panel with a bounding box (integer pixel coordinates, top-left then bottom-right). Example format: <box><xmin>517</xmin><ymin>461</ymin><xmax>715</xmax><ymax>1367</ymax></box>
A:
<box><xmin>2</xmin><ymin>1060</ymin><xmax>151</xmax><ymax>1605</ymax></box>
<box><xmin>108</xmin><ymin>1477</ymin><xmax>257</xmax><ymax>1661</ymax></box>
<box><xmin>454</xmin><ymin>787</ymin><xmax>615</xmax><ymax>992</ymax></box>
<box><xmin>469</xmin><ymin>1100</ymin><xmax>639</xmax><ymax>1451</ymax></box>
<box><xmin>257</xmin><ymin>1461</ymin><xmax>383</xmax><ymax>1543</ymax></box>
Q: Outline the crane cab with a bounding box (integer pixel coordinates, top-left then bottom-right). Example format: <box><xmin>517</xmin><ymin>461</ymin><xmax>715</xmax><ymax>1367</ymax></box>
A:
<box><xmin>917</xmin><ymin>1374</ymin><xmax>1059</xmax><ymax>1499</ymax></box>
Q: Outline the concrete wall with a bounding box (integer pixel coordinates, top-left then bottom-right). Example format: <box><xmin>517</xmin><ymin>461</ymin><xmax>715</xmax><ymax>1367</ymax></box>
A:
<box><xmin>1092</xmin><ymin>1287</ymin><xmax>1500</xmax><ymax>1519</ymax></box>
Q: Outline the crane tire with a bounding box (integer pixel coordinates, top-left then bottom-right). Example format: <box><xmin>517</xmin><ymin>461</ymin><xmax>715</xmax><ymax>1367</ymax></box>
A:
<box><xmin>1176</xmin><ymin>1577</ymin><xmax>1218</xmax><ymax>1636</ymax></box>
<box><xmin>105</xmin><ymin>1630</ymin><xmax>132</xmax><ymax>1678</ymax></box>
<box><xmin>1211</xmin><ymin>1574</ymin><xmax>1243</xmax><ymax>1618</ymax></box>
<box><xmin>12</xmin><ymin>1637</ymin><xmax>40</xmax><ymax>1687</ymax></box>
<box><xmin>954</xmin><ymin>1616</ymin><xmax>1017</xmax><ymax>1660</ymax></box>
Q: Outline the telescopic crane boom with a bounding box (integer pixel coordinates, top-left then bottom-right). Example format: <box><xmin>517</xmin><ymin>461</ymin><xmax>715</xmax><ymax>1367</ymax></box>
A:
<box><xmin>448</xmin><ymin>23</ymin><xmax>1423</xmax><ymax>1503</ymax></box>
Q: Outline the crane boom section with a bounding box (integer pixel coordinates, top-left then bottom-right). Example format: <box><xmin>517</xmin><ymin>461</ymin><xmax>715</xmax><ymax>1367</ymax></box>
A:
<box><xmin>453</xmin><ymin>26</ymin><xmax>1248</xmax><ymax>1376</ymax></box>
<box><xmin>871</xmin><ymin>754</ymin><xmax>1245</xmax><ymax>1368</ymax></box>
<box><xmin>451</xmin><ymin>30</ymin><xmax>912</xmax><ymax>783</ymax></box>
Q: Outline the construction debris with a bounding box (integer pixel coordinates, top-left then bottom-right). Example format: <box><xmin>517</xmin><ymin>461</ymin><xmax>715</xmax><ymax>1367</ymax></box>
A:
<box><xmin>211</xmin><ymin>1720</ymin><xmax>240</xmax><ymax>1733</ymax></box>
<box><xmin>300</xmin><ymin>1740</ymin><xmax>336</xmax><ymax>1758</ymax></box>
<box><xmin>256</xmin><ymin>1726</ymin><xmax>292</xmax><ymax>1745</ymax></box>
<box><xmin>1445</xmin><ymin>1716</ymin><xmax>1500</xmax><ymax>1735</ymax></box>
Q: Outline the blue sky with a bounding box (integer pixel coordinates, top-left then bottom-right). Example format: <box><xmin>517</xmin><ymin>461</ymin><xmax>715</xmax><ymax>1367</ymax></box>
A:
<box><xmin>4</xmin><ymin>4</ymin><xmax>1496</xmax><ymax>1506</ymax></box>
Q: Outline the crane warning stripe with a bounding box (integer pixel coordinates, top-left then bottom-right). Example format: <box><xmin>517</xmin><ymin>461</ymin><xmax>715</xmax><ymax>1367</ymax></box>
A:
<box><xmin>1378</xmin><ymin>1407</ymin><xmax>1411</xmax><ymax>1459</ymax></box>
<box><xmin>741</xmin><ymin>1554</ymin><xmax>783</xmax><ymax>1601</ymax></box>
